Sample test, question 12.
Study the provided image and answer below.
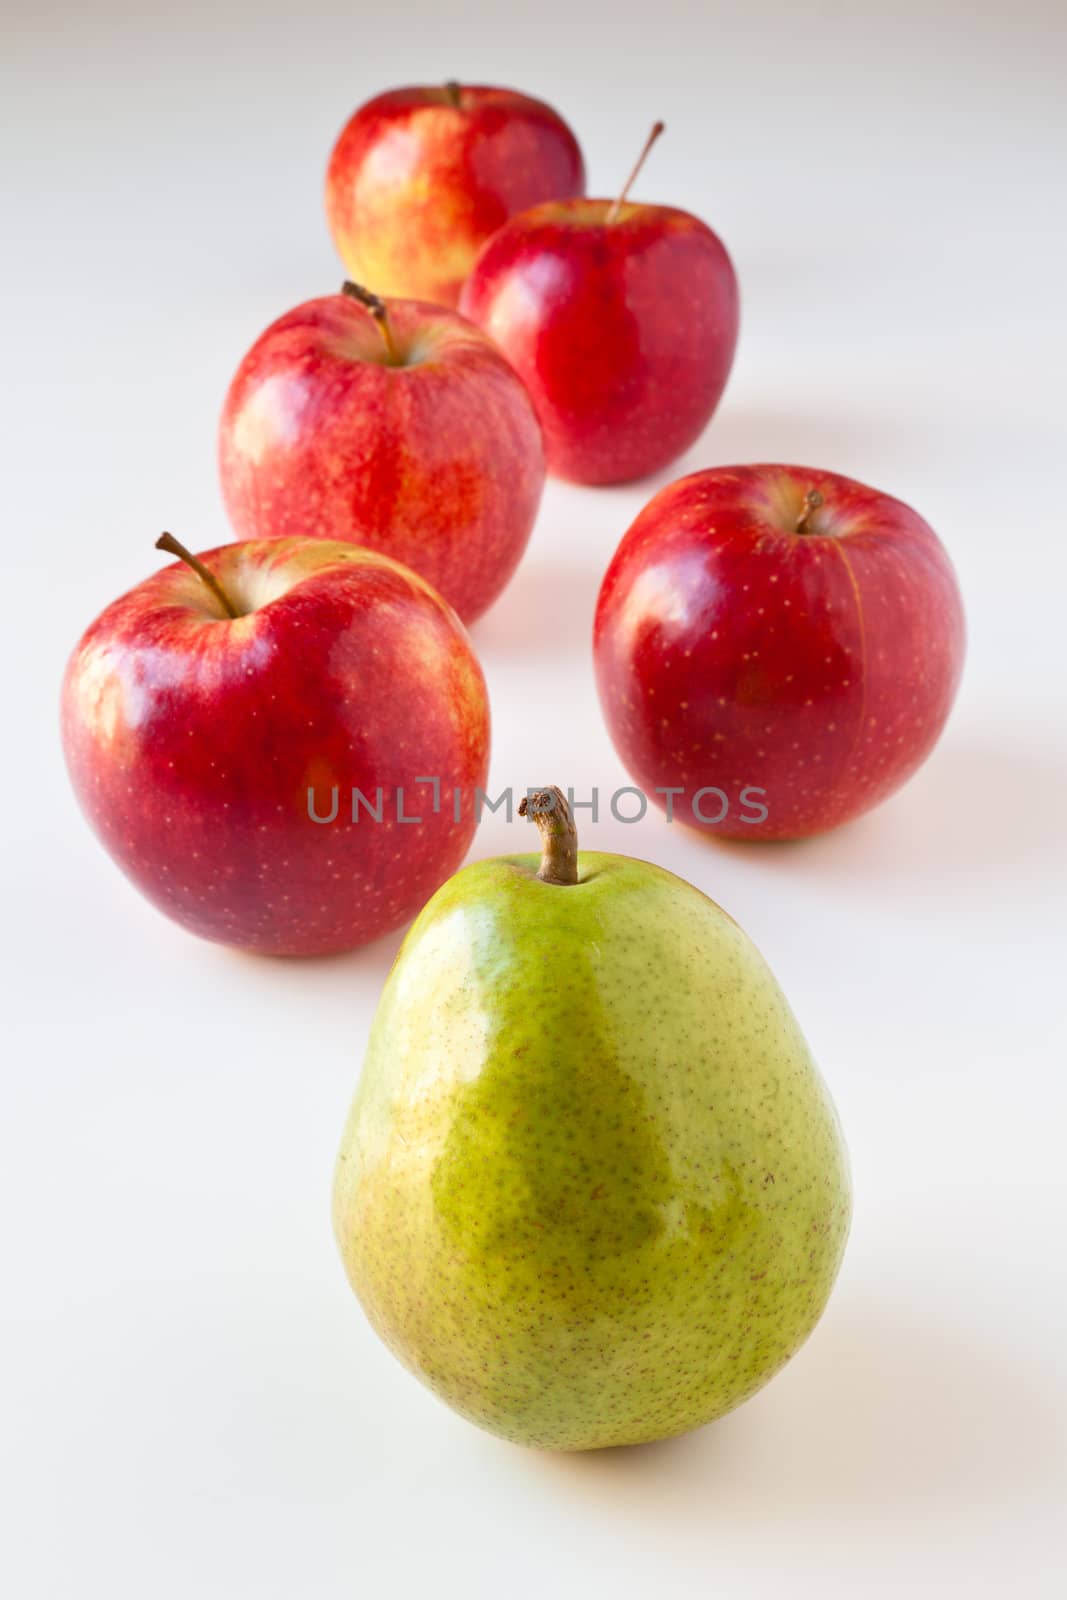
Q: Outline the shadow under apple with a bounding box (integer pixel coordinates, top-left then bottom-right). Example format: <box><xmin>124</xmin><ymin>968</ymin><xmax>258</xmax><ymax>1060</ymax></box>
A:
<box><xmin>639</xmin><ymin>401</ymin><xmax>960</xmax><ymax>501</ymax></box>
<box><xmin>703</xmin><ymin>729</ymin><xmax>1067</xmax><ymax>906</ymax></box>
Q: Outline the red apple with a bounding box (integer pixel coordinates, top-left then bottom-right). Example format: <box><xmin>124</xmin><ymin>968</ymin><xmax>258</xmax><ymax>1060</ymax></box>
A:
<box><xmin>61</xmin><ymin>536</ymin><xmax>490</xmax><ymax>955</ymax></box>
<box><xmin>218</xmin><ymin>284</ymin><xmax>545</xmax><ymax>624</ymax></box>
<box><xmin>325</xmin><ymin>82</ymin><xmax>585</xmax><ymax>309</ymax></box>
<box><xmin>459</xmin><ymin>125</ymin><xmax>739</xmax><ymax>485</ymax></box>
<box><xmin>594</xmin><ymin>464</ymin><xmax>965</xmax><ymax>839</ymax></box>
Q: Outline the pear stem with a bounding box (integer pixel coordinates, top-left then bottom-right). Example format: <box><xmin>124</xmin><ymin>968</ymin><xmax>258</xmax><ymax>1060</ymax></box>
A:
<box><xmin>605</xmin><ymin>121</ymin><xmax>665</xmax><ymax>224</ymax></box>
<box><xmin>795</xmin><ymin>489</ymin><xmax>824</xmax><ymax>534</ymax></box>
<box><xmin>342</xmin><ymin>280</ymin><xmax>400</xmax><ymax>365</ymax></box>
<box><xmin>519</xmin><ymin>787</ymin><xmax>580</xmax><ymax>886</ymax></box>
<box><xmin>443</xmin><ymin>80</ymin><xmax>462</xmax><ymax>108</ymax></box>
<box><xmin>155</xmin><ymin>533</ymin><xmax>238</xmax><ymax>618</ymax></box>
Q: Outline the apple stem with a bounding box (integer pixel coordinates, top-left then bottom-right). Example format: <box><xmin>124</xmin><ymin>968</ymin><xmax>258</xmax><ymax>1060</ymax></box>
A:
<box><xmin>794</xmin><ymin>490</ymin><xmax>824</xmax><ymax>534</ymax></box>
<box><xmin>155</xmin><ymin>533</ymin><xmax>238</xmax><ymax>619</ymax></box>
<box><xmin>605</xmin><ymin>121</ymin><xmax>665</xmax><ymax>225</ymax></box>
<box><xmin>342</xmin><ymin>280</ymin><xmax>400</xmax><ymax>365</ymax></box>
<box><xmin>518</xmin><ymin>787</ymin><xmax>580</xmax><ymax>886</ymax></box>
<box><xmin>443</xmin><ymin>80</ymin><xmax>462</xmax><ymax>108</ymax></box>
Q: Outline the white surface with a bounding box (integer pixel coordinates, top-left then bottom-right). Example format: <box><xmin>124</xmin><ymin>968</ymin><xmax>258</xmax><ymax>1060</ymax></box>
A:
<box><xmin>3</xmin><ymin>1</ymin><xmax>1066</xmax><ymax>1595</ymax></box>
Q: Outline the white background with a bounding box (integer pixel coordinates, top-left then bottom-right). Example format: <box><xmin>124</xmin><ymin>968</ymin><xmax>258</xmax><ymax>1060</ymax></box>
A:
<box><xmin>3</xmin><ymin>1</ymin><xmax>1066</xmax><ymax>1594</ymax></box>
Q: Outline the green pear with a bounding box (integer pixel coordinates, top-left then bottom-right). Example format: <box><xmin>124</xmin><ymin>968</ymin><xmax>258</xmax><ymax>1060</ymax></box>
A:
<box><xmin>333</xmin><ymin>788</ymin><xmax>851</xmax><ymax>1450</ymax></box>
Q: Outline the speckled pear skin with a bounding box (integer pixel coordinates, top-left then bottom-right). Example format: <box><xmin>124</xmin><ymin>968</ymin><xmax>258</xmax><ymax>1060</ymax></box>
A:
<box><xmin>333</xmin><ymin>850</ymin><xmax>851</xmax><ymax>1451</ymax></box>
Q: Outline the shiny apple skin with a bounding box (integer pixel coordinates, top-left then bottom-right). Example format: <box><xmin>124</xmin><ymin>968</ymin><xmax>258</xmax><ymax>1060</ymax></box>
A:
<box><xmin>325</xmin><ymin>84</ymin><xmax>585</xmax><ymax>309</ymax></box>
<box><xmin>459</xmin><ymin>199</ymin><xmax>739</xmax><ymax>485</ymax></box>
<box><xmin>594</xmin><ymin>465</ymin><xmax>966</xmax><ymax>840</ymax></box>
<box><xmin>218</xmin><ymin>293</ymin><xmax>545</xmax><ymax>625</ymax></box>
<box><xmin>61</xmin><ymin>539</ymin><xmax>490</xmax><ymax>955</ymax></box>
